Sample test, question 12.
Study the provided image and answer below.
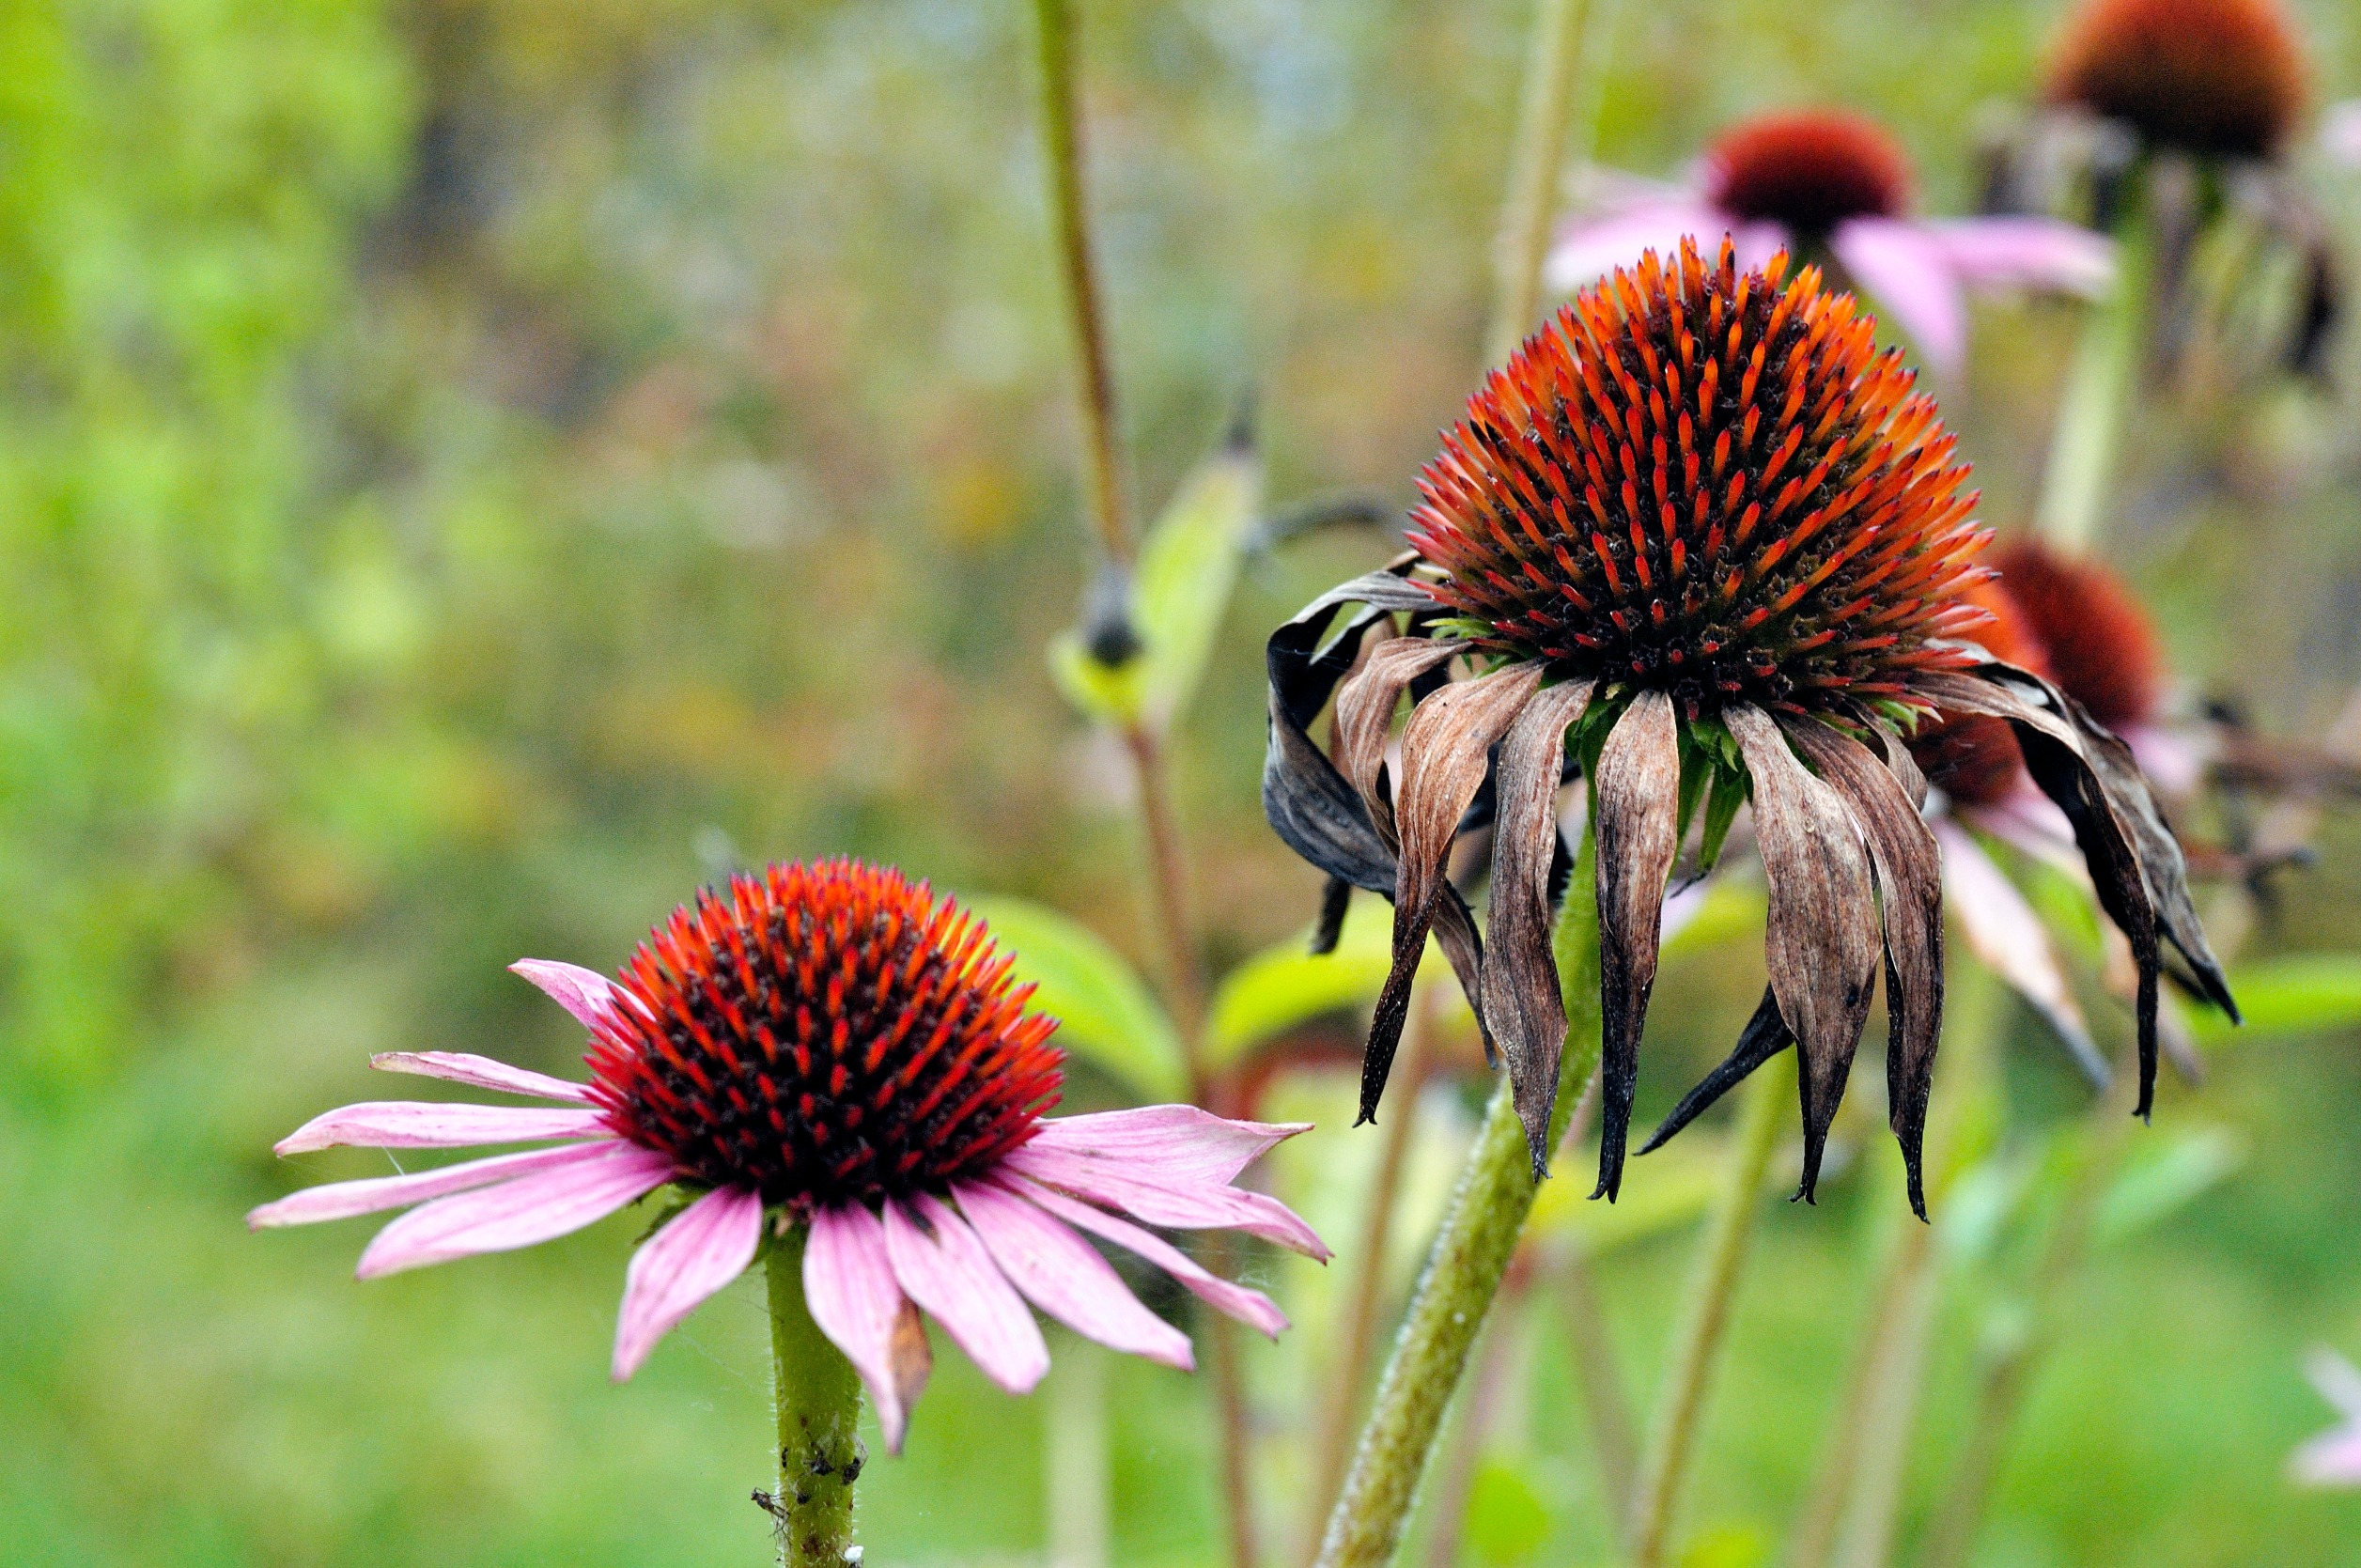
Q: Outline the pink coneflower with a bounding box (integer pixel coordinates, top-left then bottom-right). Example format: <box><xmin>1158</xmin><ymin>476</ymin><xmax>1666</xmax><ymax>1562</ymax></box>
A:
<box><xmin>2047</xmin><ymin>0</ymin><xmax>2309</xmax><ymax>162</ymax></box>
<box><xmin>2293</xmin><ymin>1348</ymin><xmax>2361</xmax><ymax>1486</ymax></box>
<box><xmin>252</xmin><ymin>858</ymin><xmax>1322</xmax><ymax>1452</ymax></box>
<box><xmin>1546</xmin><ymin>109</ymin><xmax>2113</xmax><ymax>374</ymax></box>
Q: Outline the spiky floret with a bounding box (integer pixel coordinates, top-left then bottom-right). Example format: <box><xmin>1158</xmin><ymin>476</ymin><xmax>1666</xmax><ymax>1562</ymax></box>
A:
<box><xmin>2047</xmin><ymin>0</ymin><xmax>2307</xmax><ymax>160</ymax></box>
<box><xmin>1408</xmin><ymin>239</ymin><xmax>1991</xmax><ymax>722</ymax></box>
<box><xmin>586</xmin><ymin>859</ymin><xmax>1062</xmax><ymax>1208</ymax></box>
<box><xmin>1703</xmin><ymin>110</ymin><xmax>1914</xmax><ymax>234</ymax></box>
<box><xmin>1988</xmin><ymin>539</ymin><xmax>2165</xmax><ymax>729</ymax></box>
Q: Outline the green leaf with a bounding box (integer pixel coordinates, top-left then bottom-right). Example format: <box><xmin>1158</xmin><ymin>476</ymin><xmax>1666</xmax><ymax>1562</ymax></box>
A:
<box><xmin>1695</xmin><ymin>758</ymin><xmax>1748</xmax><ymax>874</ymax></box>
<box><xmin>1204</xmin><ymin>893</ymin><xmax>1408</xmax><ymax>1071</ymax></box>
<box><xmin>1131</xmin><ymin>436</ymin><xmax>1263</xmax><ymax>730</ymax></box>
<box><xmin>2096</xmin><ymin>1127</ymin><xmax>2245</xmax><ymax>1246</ymax></box>
<box><xmin>1528</xmin><ymin>1128</ymin><xmax>1724</xmax><ymax>1253</ymax></box>
<box><xmin>1462</xmin><ymin>1456</ymin><xmax>1553</xmax><ymax>1564</ymax></box>
<box><xmin>964</xmin><ymin>896</ymin><xmax>1187</xmax><ymax>1102</ymax></box>
<box><xmin>2187</xmin><ymin>953</ymin><xmax>2361</xmax><ymax>1047</ymax></box>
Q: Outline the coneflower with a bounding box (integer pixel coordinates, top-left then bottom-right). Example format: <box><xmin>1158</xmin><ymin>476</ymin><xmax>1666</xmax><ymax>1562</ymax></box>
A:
<box><xmin>1263</xmin><ymin>239</ymin><xmax>2233</xmax><ymax>1214</ymax></box>
<box><xmin>253</xmin><ymin>859</ymin><xmax>1320</xmax><ymax>1452</ymax></box>
<box><xmin>1547</xmin><ymin>109</ymin><xmax>2113</xmax><ymax>374</ymax></box>
<box><xmin>2047</xmin><ymin>0</ymin><xmax>2309</xmax><ymax>162</ymax></box>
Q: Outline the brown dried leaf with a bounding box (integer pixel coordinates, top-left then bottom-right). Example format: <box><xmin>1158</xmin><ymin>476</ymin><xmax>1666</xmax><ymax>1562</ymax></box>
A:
<box><xmin>1334</xmin><ymin>637</ymin><xmax>1462</xmax><ymax>848</ymax></box>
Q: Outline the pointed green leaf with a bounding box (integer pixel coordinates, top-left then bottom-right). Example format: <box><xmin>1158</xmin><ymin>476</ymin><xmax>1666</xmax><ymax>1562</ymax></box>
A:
<box><xmin>1132</xmin><ymin>436</ymin><xmax>1263</xmax><ymax>731</ymax></box>
<box><xmin>2096</xmin><ymin>1126</ymin><xmax>2245</xmax><ymax>1246</ymax></box>
<box><xmin>965</xmin><ymin>896</ymin><xmax>1186</xmax><ymax>1102</ymax></box>
<box><xmin>2186</xmin><ymin>952</ymin><xmax>2361</xmax><ymax>1047</ymax></box>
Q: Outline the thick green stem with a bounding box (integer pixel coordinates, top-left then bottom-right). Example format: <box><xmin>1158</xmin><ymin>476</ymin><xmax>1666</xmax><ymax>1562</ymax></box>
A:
<box><xmin>1031</xmin><ymin>0</ymin><xmax>1131</xmax><ymax>568</ymax></box>
<box><xmin>1486</xmin><ymin>0</ymin><xmax>1589</xmax><ymax>364</ymax></box>
<box><xmin>2034</xmin><ymin>211</ymin><xmax>2150</xmax><ymax>555</ymax></box>
<box><xmin>1625</xmin><ymin>1050</ymin><xmax>1792</xmax><ymax>1568</ymax></box>
<box><xmin>768</xmin><ymin>1229</ymin><xmax>865</xmax><ymax>1568</ymax></box>
<box><xmin>1312</xmin><ymin>835</ymin><xmax>1601</xmax><ymax>1568</ymax></box>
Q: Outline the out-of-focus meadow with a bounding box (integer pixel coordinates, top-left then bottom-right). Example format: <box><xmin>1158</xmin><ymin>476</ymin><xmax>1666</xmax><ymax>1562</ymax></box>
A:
<box><xmin>6</xmin><ymin>1</ymin><xmax>2361</xmax><ymax>1563</ymax></box>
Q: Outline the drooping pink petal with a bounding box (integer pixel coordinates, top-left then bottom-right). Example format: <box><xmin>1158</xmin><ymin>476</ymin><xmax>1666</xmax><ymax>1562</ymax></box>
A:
<box><xmin>1964</xmin><ymin>785</ymin><xmax>2083</xmax><ymax>873</ymax></box>
<box><xmin>248</xmin><ymin>1141</ymin><xmax>617</xmax><ymax>1229</ymax></box>
<box><xmin>2119</xmin><ymin>722</ymin><xmax>2208</xmax><ymax>800</ymax></box>
<box><xmin>275</xmin><ymin>1101</ymin><xmax>611</xmax><ymax>1156</ymax></box>
<box><xmin>369</xmin><ymin>1050</ymin><xmax>594</xmax><ymax>1104</ymax></box>
<box><xmin>953</xmin><ymin>1180</ymin><xmax>1193</xmax><ymax>1370</ymax></box>
<box><xmin>1002</xmin><ymin>1175</ymin><xmax>1289</xmax><ymax>1339</ymax></box>
<box><xmin>1831</xmin><ymin>216</ymin><xmax>1967</xmax><ymax>374</ymax></box>
<box><xmin>1544</xmin><ymin>199</ymin><xmax>1747</xmax><ymax>294</ymax></box>
<box><xmin>355</xmin><ymin>1139</ymin><xmax>675</xmax><ymax>1279</ymax></box>
<box><xmin>1937</xmin><ymin>820</ymin><xmax>2102</xmax><ymax>1076</ymax></box>
<box><xmin>1924</xmin><ymin>216</ymin><xmax>2114</xmax><ymax>299</ymax></box>
<box><xmin>611</xmin><ymin>1184</ymin><xmax>766</xmax><ymax>1380</ymax></box>
<box><xmin>2294</xmin><ymin>1351</ymin><xmax>2361</xmax><ymax>1486</ymax></box>
<box><xmin>805</xmin><ymin>1203</ymin><xmax>925</xmax><ymax>1454</ymax></box>
<box><xmin>881</xmin><ymin>1195</ymin><xmax>1050</xmax><ymax>1395</ymax></box>
<box><xmin>1026</xmin><ymin>1107</ymin><xmax>1311</xmax><ymax>1188</ymax></box>
<box><xmin>510</xmin><ymin>958</ymin><xmax>643</xmax><ymax>1032</ymax></box>
<box><xmin>1002</xmin><ymin>1142</ymin><xmax>1329</xmax><ymax>1261</ymax></box>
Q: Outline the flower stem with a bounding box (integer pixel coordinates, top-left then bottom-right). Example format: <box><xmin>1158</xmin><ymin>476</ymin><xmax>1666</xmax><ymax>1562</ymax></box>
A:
<box><xmin>1421</xmin><ymin>1254</ymin><xmax>1539</xmax><ymax>1567</ymax></box>
<box><xmin>1311</xmin><ymin>833</ymin><xmax>1601</xmax><ymax>1568</ymax></box>
<box><xmin>1625</xmin><ymin>1048</ymin><xmax>1792</xmax><ymax>1568</ymax></box>
<box><xmin>1486</xmin><ymin>0</ymin><xmax>1592</xmax><ymax>365</ymax></box>
<box><xmin>768</xmin><ymin>1227</ymin><xmax>865</xmax><ymax>1568</ymax></box>
<box><xmin>1123</xmin><ymin>722</ymin><xmax>1208</xmax><ymax>1040</ymax></box>
<box><xmin>2034</xmin><ymin>208</ymin><xmax>2150</xmax><ymax>555</ymax></box>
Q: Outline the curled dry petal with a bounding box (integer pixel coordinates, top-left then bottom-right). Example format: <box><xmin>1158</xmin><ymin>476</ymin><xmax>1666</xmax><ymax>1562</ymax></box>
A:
<box><xmin>1362</xmin><ymin>661</ymin><xmax>1544</xmax><ymax>1123</ymax></box>
<box><xmin>1782</xmin><ymin>717</ymin><xmax>1946</xmax><ymax>1217</ymax></box>
<box><xmin>1642</xmin><ymin>987</ymin><xmax>1794</xmax><ymax>1155</ymax></box>
<box><xmin>1727</xmin><ymin>705</ymin><xmax>1882</xmax><ymax>1201</ymax></box>
<box><xmin>1480</xmin><ymin>679</ymin><xmax>1596</xmax><ymax>1173</ymax></box>
<box><xmin>1592</xmin><ymin>691</ymin><xmax>1683</xmax><ymax>1201</ymax></box>
<box><xmin>1335</xmin><ymin>637</ymin><xmax>1464</xmax><ymax>846</ymax></box>
<box><xmin>1937</xmin><ymin>818</ymin><xmax>2110</xmax><ymax>1090</ymax></box>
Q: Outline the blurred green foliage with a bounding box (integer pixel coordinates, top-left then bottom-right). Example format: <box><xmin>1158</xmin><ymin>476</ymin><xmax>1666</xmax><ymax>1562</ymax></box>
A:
<box><xmin>2</xmin><ymin>0</ymin><xmax>2360</xmax><ymax>1564</ymax></box>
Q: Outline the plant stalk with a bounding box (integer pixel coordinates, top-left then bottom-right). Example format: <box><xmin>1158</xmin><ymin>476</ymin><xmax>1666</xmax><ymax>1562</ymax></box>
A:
<box><xmin>1421</xmin><ymin>1255</ymin><xmax>1539</xmax><ymax>1568</ymax></box>
<box><xmin>768</xmin><ymin>1228</ymin><xmax>866</xmax><ymax>1568</ymax></box>
<box><xmin>2034</xmin><ymin>209</ymin><xmax>2150</xmax><ymax>555</ymax></box>
<box><xmin>1556</xmin><ymin>1237</ymin><xmax>1639</xmax><ymax>1540</ymax></box>
<box><xmin>1487</xmin><ymin>0</ymin><xmax>1592</xmax><ymax>364</ymax></box>
<box><xmin>1312</xmin><ymin>833</ymin><xmax>1601</xmax><ymax>1568</ymax></box>
<box><xmin>1625</xmin><ymin>1049</ymin><xmax>1793</xmax><ymax>1568</ymax></box>
<box><xmin>1030</xmin><ymin>0</ymin><xmax>1130</xmax><ymax>567</ymax></box>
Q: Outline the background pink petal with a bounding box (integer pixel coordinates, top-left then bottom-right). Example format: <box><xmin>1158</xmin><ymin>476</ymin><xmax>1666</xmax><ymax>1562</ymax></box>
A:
<box><xmin>1000</xmin><ymin>1175</ymin><xmax>1290</xmax><ymax>1338</ymax></box>
<box><xmin>1830</xmin><ymin>216</ymin><xmax>1966</xmax><ymax>374</ymax></box>
<box><xmin>953</xmin><ymin>1180</ymin><xmax>1193</xmax><ymax>1370</ymax></box>
<box><xmin>369</xmin><ymin>1050</ymin><xmax>594</xmax><ymax>1103</ymax></box>
<box><xmin>881</xmin><ymin>1195</ymin><xmax>1050</xmax><ymax>1395</ymax></box>
<box><xmin>1925</xmin><ymin>215</ymin><xmax>2113</xmax><ymax>299</ymax></box>
<box><xmin>355</xmin><ymin>1139</ymin><xmax>675</xmax><ymax>1278</ymax></box>
<box><xmin>275</xmin><ymin>1102</ymin><xmax>610</xmax><ymax>1155</ymax></box>
<box><xmin>1027</xmin><ymin>1106</ymin><xmax>1309</xmax><ymax>1187</ymax></box>
<box><xmin>248</xmin><ymin>1141</ymin><xmax>615</xmax><ymax>1229</ymax></box>
<box><xmin>509</xmin><ymin>958</ymin><xmax>641</xmax><ymax>1031</ymax></box>
<box><xmin>611</xmin><ymin>1184</ymin><xmax>765</xmax><ymax>1380</ymax></box>
<box><xmin>1936</xmin><ymin>819</ymin><xmax>2108</xmax><ymax>1086</ymax></box>
<box><xmin>805</xmin><ymin>1203</ymin><xmax>922</xmax><ymax>1453</ymax></box>
<box><xmin>1544</xmin><ymin>199</ymin><xmax>1736</xmax><ymax>294</ymax></box>
<box><xmin>1002</xmin><ymin>1143</ymin><xmax>1329</xmax><ymax>1260</ymax></box>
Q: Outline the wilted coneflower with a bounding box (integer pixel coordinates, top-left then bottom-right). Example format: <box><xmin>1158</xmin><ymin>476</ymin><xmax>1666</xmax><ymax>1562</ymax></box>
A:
<box><xmin>252</xmin><ymin>859</ymin><xmax>1321</xmax><ymax>1452</ymax></box>
<box><xmin>1546</xmin><ymin>108</ymin><xmax>2113</xmax><ymax>374</ymax></box>
<box><xmin>1262</xmin><ymin>239</ymin><xmax>2234</xmax><ymax>1214</ymax></box>
<box><xmin>2046</xmin><ymin>0</ymin><xmax>2309</xmax><ymax>162</ymax></box>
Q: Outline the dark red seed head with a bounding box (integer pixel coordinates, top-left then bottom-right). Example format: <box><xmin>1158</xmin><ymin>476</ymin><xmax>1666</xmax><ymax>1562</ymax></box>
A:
<box><xmin>2046</xmin><ymin>0</ymin><xmax>2308</xmax><ymax>160</ymax></box>
<box><xmin>1702</xmin><ymin>110</ymin><xmax>1914</xmax><ymax>235</ymax></box>
<box><xmin>586</xmin><ymin>860</ymin><xmax>1063</xmax><ymax>1209</ymax></box>
<box><xmin>1408</xmin><ymin>238</ymin><xmax>1992</xmax><ymax>722</ymax></box>
<box><xmin>1988</xmin><ymin>539</ymin><xmax>2167</xmax><ymax>730</ymax></box>
<box><xmin>1910</xmin><ymin>577</ymin><xmax>2051</xmax><ymax>805</ymax></box>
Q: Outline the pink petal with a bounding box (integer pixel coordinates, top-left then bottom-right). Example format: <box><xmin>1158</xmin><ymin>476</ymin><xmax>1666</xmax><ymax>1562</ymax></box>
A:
<box><xmin>2325</xmin><ymin>101</ymin><xmax>2361</xmax><ymax>166</ymax></box>
<box><xmin>369</xmin><ymin>1050</ymin><xmax>593</xmax><ymax>1103</ymax></box>
<box><xmin>1002</xmin><ymin>1142</ymin><xmax>1329</xmax><ymax>1261</ymax></box>
<box><xmin>881</xmin><ymin>1195</ymin><xmax>1050</xmax><ymax>1395</ymax></box>
<box><xmin>2291</xmin><ymin>1426</ymin><xmax>2361</xmax><ymax>1486</ymax></box>
<box><xmin>1544</xmin><ymin>199</ymin><xmax>1748</xmax><ymax>294</ymax></box>
<box><xmin>1831</xmin><ymin>217</ymin><xmax>1967</xmax><ymax>374</ymax></box>
<box><xmin>1937</xmin><ymin>819</ymin><xmax>2099</xmax><ymax>1069</ymax></box>
<box><xmin>1923</xmin><ymin>216</ymin><xmax>2114</xmax><ymax>299</ymax></box>
<box><xmin>2120</xmin><ymin>722</ymin><xmax>2207</xmax><ymax>800</ymax></box>
<box><xmin>355</xmin><ymin>1139</ymin><xmax>675</xmax><ymax>1278</ymax></box>
<box><xmin>2307</xmin><ymin>1348</ymin><xmax>2361</xmax><ymax>1421</ymax></box>
<box><xmin>275</xmin><ymin>1102</ymin><xmax>611</xmax><ymax>1156</ymax></box>
<box><xmin>510</xmin><ymin>958</ymin><xmax>642</xmax><ymax>1032</ymax></box>
<box><xmin>1001</xmin><ymin>1174</ymin><xmax>1289</xmax><ymax>1339</ymax></box>
<box><xmin>248</xmin><ymin>1141</ymin><xmax>615</xmax><ymax>1229</ymax></box>
<box><xmin>611</xmin><ymin>1185</ymin><xmax>766</xmax><ymax>1380</ymax></box>
<box><xmin>805</xmin><ymin>1203</ymin><xmax>923</xmax><ymax>1453</ymax></box>
<box><xmin>1964</xmin><ymin>787</ymin><xmax>2084</xmax><ymax>874</ymax></box>
<box><xmin>1026</xmin><ymin>1106</ymin><xmax>1310</xmax><ymax>1188</ymax></box>
<box><xmin>952</xmin><ymin>1180</ymin><xmax>1193</xmax><ymax>1370</ymax></box>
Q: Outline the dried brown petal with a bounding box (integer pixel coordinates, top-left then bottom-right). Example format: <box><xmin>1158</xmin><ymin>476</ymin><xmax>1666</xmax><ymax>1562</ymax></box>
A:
<box><xmin>1479</xmin><ymin>679</ymin><xmax>1595</xmax><ymax>1174</ymax></box>
<box><xmin>1727</xmin><ymin>705</ymin><xmax>1882</xmax><ymax>1201</ymax></box>
<box><xmin>1641</xmin><ymin>987</ymin><xmax>1794</xmax><ymax>1154</ymax></box>
<box><xmin>1335</xmin><ymin>637</ymin><xmax>1463</xmax><ymax>847</ymax></box>
<box><xmin>1592</xmin><ymin>691</ymin><xmax>1683</xmax><ymax>1201</ymax></box>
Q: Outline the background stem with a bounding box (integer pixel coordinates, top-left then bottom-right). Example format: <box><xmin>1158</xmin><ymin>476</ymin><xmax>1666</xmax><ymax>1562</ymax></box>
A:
<box><xmin>1486</xmin><ymin>0</ymin><xmax>1590</xmax><ymax>365</ymax></box>
<box><xmin>1047</xmin><ymin>1339</ymin><xmax>1112</xmax><ymax>1568</ymax></box>
<box><xmin>2034</xmin><ymin>210</ymin><xmax>2149</xmax><ymax>555</ymax></box>
<box><xmin>1557</xmin><ymin>1239</ymin><xmax>1639</xmax><ymax>1542</ymax></box>
<box><xmin>768</xmin><ymin>1230</ymin><xmax>865</xmax><ymax>1568</ymax></box>
<box><xmin>1626</xmin><ymin>1050</ymin><xmax>1792</xmax><ymax>1568</ymax></box>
